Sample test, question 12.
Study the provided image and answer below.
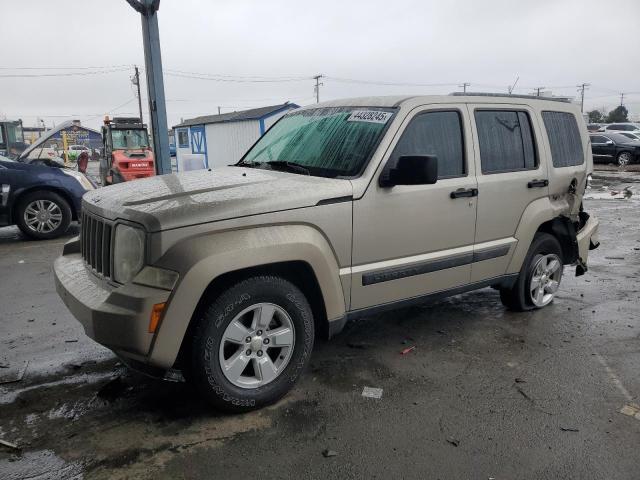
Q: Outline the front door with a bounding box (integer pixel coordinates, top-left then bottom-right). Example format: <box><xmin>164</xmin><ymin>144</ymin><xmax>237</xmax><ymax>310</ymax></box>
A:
<box><xmin>590</xmin><ymin>135</ymin><xmax>615</xmax><ymax>160</ymax></box>
<box><xmin>350</xmin><ymin>106</ymin><xmax>477</xmax><ymax>310</ymax></box>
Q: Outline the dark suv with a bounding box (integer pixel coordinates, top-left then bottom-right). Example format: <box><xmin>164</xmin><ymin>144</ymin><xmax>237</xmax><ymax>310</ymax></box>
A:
<box><xmin>590</xmin><ymin>133</ymin><xmax>640</xmax><ymax>166</ymax></box>
<box><xmin>0</xmin><ymin>154</ymin><xmax>95</xmax><ymax>239</ymax></box>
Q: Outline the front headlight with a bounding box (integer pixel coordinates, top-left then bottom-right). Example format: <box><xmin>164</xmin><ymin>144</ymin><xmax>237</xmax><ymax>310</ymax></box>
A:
<box><xmin>61</xmin><ymin>169</ymin><xmax>95</xmax><ymax>190</ymax></box>
<box><xmin>113</xmin><ymin>224</ymin><xmax>145</xmax><ymax>284</ymax></box>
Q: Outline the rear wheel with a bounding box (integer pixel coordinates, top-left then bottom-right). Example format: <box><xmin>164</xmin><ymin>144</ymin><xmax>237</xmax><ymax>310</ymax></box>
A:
<box><xmin>500</xmin><ymin>233</ymin><xmax>563</xmax><ymax>311</ymax></box>
<box><xmin>617</xmin><ymin>151</ymin><xmax>633</xmax><ymax>167</ymax></box>
<box><xmin>190</xmin><ymin>276</ymin><xmax>314</xmax><ymax>412</ymax></box>
<box><xmin>16</xmin><ymin>191</ymin><xmax>72</xmax><ymax>240</ymax></box>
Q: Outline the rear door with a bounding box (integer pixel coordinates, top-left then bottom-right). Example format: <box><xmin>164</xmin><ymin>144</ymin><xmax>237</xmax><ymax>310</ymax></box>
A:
<box><xmin>468</xmin><ymin>105</ymin><xmax>547</xmax><ymax>282</ymax></box>
<box><xmin>540</xmin><ymin>110</ymin><xmax>588</xmax><ymax>217</ymax></box>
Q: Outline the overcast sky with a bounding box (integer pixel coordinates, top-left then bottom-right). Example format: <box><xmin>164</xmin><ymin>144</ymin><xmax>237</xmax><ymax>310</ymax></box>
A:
<box><xmin>1</xmin><ymin>0</ymin><xmax>639</xmax><ymax>130</ymax></box>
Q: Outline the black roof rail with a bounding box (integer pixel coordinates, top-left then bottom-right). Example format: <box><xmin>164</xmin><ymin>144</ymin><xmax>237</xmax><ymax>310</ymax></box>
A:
<box><xmin>449</xmin><ymin>92</ymin><xmax>572</xmax><ymax>103</ymax></box>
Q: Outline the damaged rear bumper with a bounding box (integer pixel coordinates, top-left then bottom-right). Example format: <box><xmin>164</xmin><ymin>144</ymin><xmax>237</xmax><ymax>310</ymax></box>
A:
<box><xmin>575</xmin><ymin>215</ymin><xmax>599</xmax><ymax>275</ymax></box>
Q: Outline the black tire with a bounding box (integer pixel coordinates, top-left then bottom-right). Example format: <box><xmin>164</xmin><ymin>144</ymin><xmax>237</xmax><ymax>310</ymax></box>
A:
<box><xmin>500</xmin><ymin>233</ymin><xmax>563</xmax><ymax>311</ymax></box>
<box><xmin>15</xmin><ymin>190</ymin><xmax>72</xmax><ymax>240</ymax></box>
<box><xmin>190</xmin><ymin>275</ymin><xmax>314</xmax><ymax>412</ymax></box>
<box><xmin>617</xmin><ymin>151</ymin><xmax>633</xmax><ymax>167</ymax></box>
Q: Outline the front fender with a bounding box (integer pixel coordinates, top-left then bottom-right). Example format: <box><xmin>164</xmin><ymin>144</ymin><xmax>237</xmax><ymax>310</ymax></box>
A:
<box><xmin>149</xmin><ymin>224</ymin><xmax>346</xmax><ymax>369</ymax></box>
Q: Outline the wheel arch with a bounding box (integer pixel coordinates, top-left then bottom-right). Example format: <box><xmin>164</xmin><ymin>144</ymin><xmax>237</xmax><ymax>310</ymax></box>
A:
<box><xmin>507</xmin><ymin>196</ymin><xmax>578</xmax><ymax>273</ymax></box>
<box><xmin>148</xmin><ymin>225</ymin><xmax>347</xmax><ymax>370</ymax></box>
<box><xmin>172</xmin><ymin>260</ymin><xmax>328</xmax><ymax>373</ymax></box>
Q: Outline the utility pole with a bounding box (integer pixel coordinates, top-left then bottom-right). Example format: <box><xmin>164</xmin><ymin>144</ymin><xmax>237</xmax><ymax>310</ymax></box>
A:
<box><xmin>218</xmin><ymin>106</ymin><xmax>221</xmax><ymax>115</ymax></box>
<box><xmin>125</xmin><ymin>0</ymin><xmax>171</xmax><ymax>175</ymax></box>
<box><xmin>620</xmin><ymin>92</ymin><xmax>625</xmax><ymax>106</ymax></box>
<box><xmin>534</xmin><ymin>86</ymin><xmax>545</xmax><ymax>97</ymax></box>
<box><xmin>313</xmin><ymin>74</ymin><xmax>324</xmax><ymax>103</ymax></box>
<box><xmin>459</xmin><ymin>82</ymin><xmax>470</xmax><ymax>93</ymax></box>
<box><xmin>577</xmin><ymin>83</ymin><xmax>590</xmax><ymax>113</ymax></box>
<box><xmin>508</xmin><ymin>76</ymin><xmax>519</xmax><ymax>95</ymax></box>
<box><xmin>132</xmin><ymin>65</ymin><xmax>144</xmax><ymax>122</ymax></box>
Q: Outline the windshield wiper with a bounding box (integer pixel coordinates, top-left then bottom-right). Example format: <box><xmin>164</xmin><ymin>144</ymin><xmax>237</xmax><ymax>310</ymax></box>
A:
<box><xmin>234</xmin><ymin>160</ymin><xmax>262</xmax><ymax>168</ymax></box>
<box><xmin>265</xmin><ymin>160</ymin><xmax>310</xmax><ymax>175</ymax></box>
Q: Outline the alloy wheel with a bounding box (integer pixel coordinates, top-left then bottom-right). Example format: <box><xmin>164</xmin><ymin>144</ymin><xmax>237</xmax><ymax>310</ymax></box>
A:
<box><xmin>218</xmin><ymin>302</ymin><xmax>295</xmax><ymax>389</ymax></box>
<box><xmin>529</xmin><ymin>253</ymin><xmax>562</xmax><ymax>307</ymax></box>
<box><xmin>23</xmin><ymin>199</ymin><xmax>63</xmax><ymax>234</ymax></box>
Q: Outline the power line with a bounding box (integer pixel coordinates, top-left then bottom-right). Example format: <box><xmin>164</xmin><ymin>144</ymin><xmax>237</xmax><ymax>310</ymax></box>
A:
<box><xmin>0</xmin><ymin>67</ymin><xmax>131</xmax><ymax>78</ymax></box>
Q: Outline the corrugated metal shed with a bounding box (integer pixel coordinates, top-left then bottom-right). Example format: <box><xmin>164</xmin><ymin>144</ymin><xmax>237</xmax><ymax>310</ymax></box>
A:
<box><xmin>172</xmin><ymin>102</ymin><xmax>299</xmax><ymax>171</ymax></box>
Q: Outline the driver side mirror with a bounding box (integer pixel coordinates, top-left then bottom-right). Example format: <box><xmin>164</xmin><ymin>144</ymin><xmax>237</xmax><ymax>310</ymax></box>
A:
<box><xmin>379</xmin><ymin>155</ymin><xmax>438</xmax><ymax>188</ymax></box>
<box><xmin>605</xmin><ymin>140</ymin><xmax>614</xmax><ymax>145</ymax></box>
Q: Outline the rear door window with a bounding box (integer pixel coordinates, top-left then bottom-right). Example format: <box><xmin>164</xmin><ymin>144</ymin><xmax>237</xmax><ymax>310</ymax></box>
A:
<box><xmin>474</xmin><ymin>110</ymin><xmax>537</xmax><ymax>173</ymax></box>
<box><xmin>391</xmin><ymin>110</ymin><xmax>465</xmax><ymax>178</ymax></box>
<box><xmin>542</xmin><ymin>111</ymin><xmax>584</xmax><ymax>167</ymax></box>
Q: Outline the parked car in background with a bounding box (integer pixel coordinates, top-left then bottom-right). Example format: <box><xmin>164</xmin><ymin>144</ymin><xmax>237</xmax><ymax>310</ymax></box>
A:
<box><xmin>617</xmin><ymin>132</ymin><xmax>640</xmax><ymax>142</ymax></box>
<box><xmin>0</xmin><ymin>154</ymin><xmax>95</xmax><ymax>239</ymax></box>
<box><xmin>587</xmin><ymin>123</ymin><xmax>603</xmax><ymax>132</ymax></box>
<box><xmin>65</xmin><ymin>144</ymin><xmax>91</xmax><ymax>162</ymax></box>
<box><xmin>590</xmin><ymin>133</ymin><xmax>640</xmax><ymax>166</ymax></box>
<box><xmin>603</xmin><ymin>123</ymin><xmax>640</xmax><ymax>134</ymax></box>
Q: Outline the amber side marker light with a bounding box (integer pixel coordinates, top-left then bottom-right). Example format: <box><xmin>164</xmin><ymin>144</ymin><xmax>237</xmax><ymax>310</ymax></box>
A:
<box><xmin>149</xmin><ymin>303</ymin><xmax>167</xmax><ymax>333</ymax></box>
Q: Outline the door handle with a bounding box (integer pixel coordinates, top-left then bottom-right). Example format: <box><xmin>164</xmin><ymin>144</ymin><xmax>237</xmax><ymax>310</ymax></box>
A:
<box><xmin>450</xmin><ymin>188</ymin><xmax>478</xmax><ymax>199</ymax></box>
<box><xmin>527</xmin><ymin>179</ymin><xmax>549</xmax><ymax>188</ymax></box>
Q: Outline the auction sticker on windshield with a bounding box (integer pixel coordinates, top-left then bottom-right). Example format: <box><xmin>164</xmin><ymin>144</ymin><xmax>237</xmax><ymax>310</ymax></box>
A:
<box><xmin>347</xmin><ymin>110</ymin><xmax>393</xmax><ymax>124</ymax></box>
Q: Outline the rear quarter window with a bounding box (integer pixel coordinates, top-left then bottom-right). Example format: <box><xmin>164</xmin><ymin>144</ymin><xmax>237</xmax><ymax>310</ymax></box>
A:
<box><xmin>542</xmin><ymin>111</ymin><xmax>584</xmax><ymax>168</ymax></box>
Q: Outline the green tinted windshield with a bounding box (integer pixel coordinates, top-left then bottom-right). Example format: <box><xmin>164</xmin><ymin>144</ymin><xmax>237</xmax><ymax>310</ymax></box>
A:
<box><xmin>111</xmin><ymin>129</ymin><xmax>149</xmax><ymax>149</ymax></box>
<box><xmin>242</xmin><ymin>107</ymin><xmax>396</xmax><ymax>177</ymax></box>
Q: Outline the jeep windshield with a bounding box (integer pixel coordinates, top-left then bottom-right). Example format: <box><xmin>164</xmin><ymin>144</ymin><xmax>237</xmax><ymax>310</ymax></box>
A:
<box><xmin>239</xmin><ymin>107</ymin><xmax>396</xmax><ymax>177</ymax></box>
<box><xmin>111</xmin><ymin>129</ymin><xmax>149</xmax><ymax>150</ymax></box>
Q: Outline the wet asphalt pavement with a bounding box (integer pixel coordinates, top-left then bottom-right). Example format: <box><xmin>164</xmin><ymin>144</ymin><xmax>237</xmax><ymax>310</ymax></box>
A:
<box><xmin>1</xmin><ymin>171</ymin><xmax>639</xmax><ymax>479</ymax></box>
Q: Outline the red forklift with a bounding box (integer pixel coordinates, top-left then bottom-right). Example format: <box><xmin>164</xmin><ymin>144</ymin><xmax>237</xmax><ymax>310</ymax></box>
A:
<box><xmin>100</xmin><ymin>116</ymin><xmax>155</xmax><ymax>185</ymax></box>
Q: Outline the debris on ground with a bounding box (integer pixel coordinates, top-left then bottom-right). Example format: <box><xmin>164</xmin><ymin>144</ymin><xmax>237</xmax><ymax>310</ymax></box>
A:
<box><xmin>346</xmin><ymin>341</ymin><xmax>372</xmax><ymax>350</ymax></box>
<box><xmin>515</xmin><ymin>377</ymin><xmax>526</xmax><ymax>383</ymax></box>
<box><xmin>515</xmin><ymin>386</ymin><xmax>533</xmax><ymax>402</ymax></box>
<box><xmin>64</xmin><ymin>339</ymin><xmax>79</xmax><ymax>343</ymax></box>
<box><xmin>400</xmin><ymin>346</ymin><xmax>416</xmax><ymax>355</ymax></box>
<box><xmin>361</xmin><ymin>386</ymin><xmax>383</xmax><ymax>399</ymax></box>
<box><xmin>605</xmin><ymin>256</ymin><xmax>625</xmax><ymax>260</ymax></box>
<box><xmin>446</xmin><ymin>437</ymin><xmax>460</xmax><ymax>447</ymax></box>
<box><xmin>0</xmin><ymin>439</ymin><xmax>20</xmax><ymax>451</ymax></box>
<box><xmin>620</xmin><ymin>404</ymin><xmax>640</xmax><ymax>420</ymax></box>
<box><xmin>0</xmin><ymin>360</ymin><xmax>28</xmax><ymax>384</ymax></box>
<box><xmin>97</xmin><ymin>376</ymin><xmax>127</xmax><ymax>401</ymax></box>
<box><xmin>560</xmin><ymin>427</ymin><xmax>580</xmax><ymax>432</ymax></box>
<box><xmin>322</xmin><ymin>449</ymin><xmax>338</xmax><ymax>458</ymax></box>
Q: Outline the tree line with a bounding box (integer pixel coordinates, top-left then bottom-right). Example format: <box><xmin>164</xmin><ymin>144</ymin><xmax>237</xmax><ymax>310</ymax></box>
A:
<box><xmin>587</xmin><ymin>105</ymin><xmax>629</xmax><ymax>124</ymax></box>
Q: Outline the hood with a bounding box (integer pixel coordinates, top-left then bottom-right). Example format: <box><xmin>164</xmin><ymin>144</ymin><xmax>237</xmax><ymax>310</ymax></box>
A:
<box><xmin>83</xmin><ymin>166</ymin><xmax>353</xmax><ymax>232</ymax></box>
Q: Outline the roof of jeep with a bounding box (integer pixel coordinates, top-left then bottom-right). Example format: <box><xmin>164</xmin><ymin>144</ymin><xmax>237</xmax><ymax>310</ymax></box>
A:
<box><xmin>303</xmin><ymin>94</ymin><xmax>578</xmax><ymax>110</ymax></box>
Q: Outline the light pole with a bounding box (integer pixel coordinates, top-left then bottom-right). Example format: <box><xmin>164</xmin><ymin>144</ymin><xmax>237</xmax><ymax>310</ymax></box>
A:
<box><xmin>125</xmin><ymin>0</ymin><xmax>171</xmax><ymax>175</ymax></box>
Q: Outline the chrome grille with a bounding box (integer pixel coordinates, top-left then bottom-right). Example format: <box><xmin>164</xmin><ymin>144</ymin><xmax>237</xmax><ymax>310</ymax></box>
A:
<box><xmin>81</xmin><ymin>211</ymin><xmax>113</xmax><ymax>279</ymax></box>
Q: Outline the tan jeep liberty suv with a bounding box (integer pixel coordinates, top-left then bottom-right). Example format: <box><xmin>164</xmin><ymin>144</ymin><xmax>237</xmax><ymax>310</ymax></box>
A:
<box><xmin>55</xmin><ymin>94</ymin><xmax>600</xmax><ymax>411</ymax></box>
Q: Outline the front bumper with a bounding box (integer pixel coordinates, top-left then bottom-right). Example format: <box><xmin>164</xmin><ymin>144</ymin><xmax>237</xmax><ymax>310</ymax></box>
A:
<box><xmin>54</xmin><ymin>245</ymin><xmax>170</xmax><ymax>362</ymax></box>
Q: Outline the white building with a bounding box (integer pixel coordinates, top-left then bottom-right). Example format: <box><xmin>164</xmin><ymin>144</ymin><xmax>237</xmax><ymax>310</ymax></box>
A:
<box><xmin>172</xmin><ymin>102</ymin><xmax>298</xmax><ymax>171</ymax></box>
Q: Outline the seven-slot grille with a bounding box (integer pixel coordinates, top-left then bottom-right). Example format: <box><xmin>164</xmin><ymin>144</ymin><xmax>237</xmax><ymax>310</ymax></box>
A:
<box><xmin>81</xmin><ymin>211</ymin><xmax>113</xmax><ymax>279</ymax></box>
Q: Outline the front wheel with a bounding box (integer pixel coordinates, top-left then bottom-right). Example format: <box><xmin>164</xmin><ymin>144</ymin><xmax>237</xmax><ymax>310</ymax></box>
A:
<box><xmin>500</xmin><ymin>233</ymin><xmax>563</xmax><ymax>311</ymax></box>
<box><xmin>190</xmin><ymin>276</ymin><xmax>314</xmax><ymax>412</ymax></box>
<box><xmin>16</xmin><ymin>191</ymin><xmax>72</xmax><ymax>240</ymax></box>
<box><xmin>617</xmin><ymin>151</ymin><xmax>633</xmax><ymax>167</ymax></box>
